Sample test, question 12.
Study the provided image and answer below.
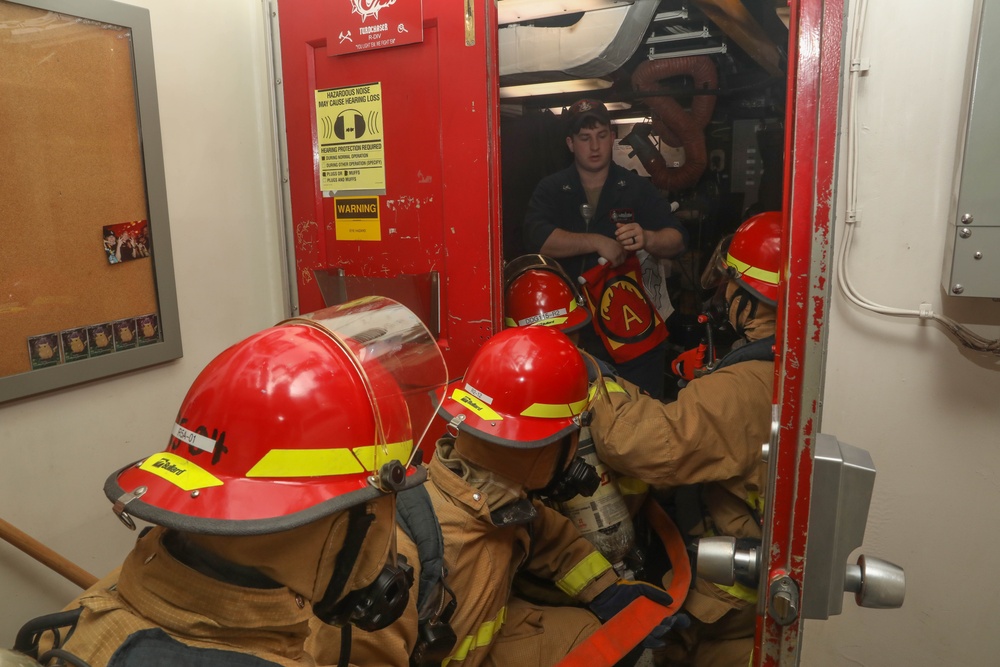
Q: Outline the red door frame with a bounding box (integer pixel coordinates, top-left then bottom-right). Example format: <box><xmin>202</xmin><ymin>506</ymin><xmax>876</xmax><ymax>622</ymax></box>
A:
<box><xmin>758</xmin><ymin>0</ymin><xmax>845</xmax><ymax>663</ymax></box>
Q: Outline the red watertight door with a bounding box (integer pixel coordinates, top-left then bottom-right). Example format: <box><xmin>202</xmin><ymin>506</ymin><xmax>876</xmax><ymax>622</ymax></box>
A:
<box><xmin>274</xmin><ymin>0</ymin><xmax>503</xmax><ymax>377</ymax></box>
<box><xmin>758</xmin><ymin>0</ymin><xmax>845</xmax><ymax>663</ymax></box>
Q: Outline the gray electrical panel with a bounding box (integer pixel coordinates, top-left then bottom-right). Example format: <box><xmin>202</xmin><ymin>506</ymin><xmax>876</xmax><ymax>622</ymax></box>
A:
<box><xmin>944</xmin><ymin>0</ymin><xmax>1000</xmax><ymax>298</ymax></box>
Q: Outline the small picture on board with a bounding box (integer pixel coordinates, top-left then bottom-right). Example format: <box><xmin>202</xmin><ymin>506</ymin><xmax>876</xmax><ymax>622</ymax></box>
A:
<box><xmin>113</xmin><ymin>318</ymin><xmax>138</xmax><ymax>351</ymax></box>
<box><xmin>61</xmin><ymin>328</ymin><xmax>90</xmax><ymax>362</ymax></box>
<box><xmin>137</xmin><ymin>313</ymin><xmax>160</xmax><ymax>346</ymax></box>
<box><xmin>87</xmin><ymin>323</ymin><xmax>115</xmax><ymax>357</ymax></box>
<box><xmin>27</xmin><ymin>333</ymin><xmax>61</xmax><ymax>370</ymax></box>
<box><xmin>103</xmin><ymin>219</ymin><xmax>151</xmax><ymax>265</ymax></box>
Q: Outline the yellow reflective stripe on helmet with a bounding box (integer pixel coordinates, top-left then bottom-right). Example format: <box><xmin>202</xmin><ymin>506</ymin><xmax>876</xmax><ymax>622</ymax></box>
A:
<box><xmin>725</xmin><ymin>254</ymin><xmax>779</xmax><ymax>286</ymax></box>
<box><xmin>353</xmin><ymin>440</ymin><xmax>414</xmax><ymax>471</ymax></box>
<box><xmin>443</xmin><ymin>605</ymin><xmax>507</xmax><ymax>666</ymax></box>
<box><xmin>140</xmin><ymin>452</ymin><xmax>223</xmax><ymax>491</ymax></box>
<box><xmin>246</xmin><ymin>448</ymin><xmax>366</xmax><ymax>478</ymax></box>
<box><xmin>715</xmin><ymin>579</ymin><xmax>758</xmax><ymax>604</ymax></box>
<box><xmin>247</xmin><ymin>441</ymin><xmax>414</xmax><ymax>478</ymax></box>
<box><xmin>451</xmin><ymin>388</ymin><xmax>503</xmax><ymax>421</ymax></box>
<box><xmin>617</xmin><ymin>476</ymin><xmax>649</xmax><ymax>496</ymax></box>
<box><xmin>520</xmin><ymin>396</ymin><xmax>588</xmax><ymax>418</ymax></box>
<box><xmin>505</xmin><ymin>314</ymin><xmax>570</xmax><ymax>328</ymax></box>
<box><xmin>555</xmin><ymin>551</ymin><xmax>614</xmax><ymax>597</ymax></box>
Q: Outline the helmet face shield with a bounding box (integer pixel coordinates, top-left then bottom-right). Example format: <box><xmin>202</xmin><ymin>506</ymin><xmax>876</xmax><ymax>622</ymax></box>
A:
<box><xmin>700</xmin><ymin>233</ymin><xmax>734</xmax><ymax>292</ymax></box>
<box><xmin>503</xmin><ymin>253</ymin><xmax>574</xmax><ymax>289</ymax></box>
<box><xmin>701</xmin><ymin>212</ymin><xmax>782</xmax><ymax>307</ymax></box>
<box><xmin>294</xmin><ymin>296</ymin><xmax>449</xmax><ymax>474</ymax></box>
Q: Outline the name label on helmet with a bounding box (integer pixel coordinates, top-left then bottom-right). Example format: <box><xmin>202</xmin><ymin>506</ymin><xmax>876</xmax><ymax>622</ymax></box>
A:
<box><xmin>517</xmin><ymin>308</ymin><xmax>568</xmax><ymax>327</ymax></box>
<box><xmin>139</xmin><ymin>452</ymin><xmax>223</xmax><ymax>491</ymax></box>
<box><xmin>463</xmin><ymin>383</ymin><xmax>494</xmax><ymax>406</ymax></box>
<box><xmin>171</xmin><ymin>422</ymin><xmax>217</xmax><ymax>454</ymax></box>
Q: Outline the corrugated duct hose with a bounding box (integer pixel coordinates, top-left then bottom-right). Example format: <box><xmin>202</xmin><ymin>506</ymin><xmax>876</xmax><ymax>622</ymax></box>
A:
<box><xmin>628</xmin><ymin>56</ymin><xmax>718</xmax><ymax>192</ymax></box>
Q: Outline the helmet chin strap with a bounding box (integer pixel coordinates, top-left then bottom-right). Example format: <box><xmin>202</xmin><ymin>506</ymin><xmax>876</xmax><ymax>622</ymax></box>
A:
<box><xmin>727</xmin><ymin>287</ymin><xmax>760</xmax><ymax>340</ymax></box>
<box><xmin>313</xmin><ymin>506</ymin><xmax>373</xmax><ymax>624</ymax></box>
<box><xmin>312</xmin><ymin>505</ymin><xmax>414</xmax><ymax>633</ymax></box>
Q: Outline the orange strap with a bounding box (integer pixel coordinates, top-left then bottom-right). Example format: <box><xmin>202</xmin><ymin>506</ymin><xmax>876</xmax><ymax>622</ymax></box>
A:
<box><xmin>556</xmin><ymin>497</ymin><xmax>692</xmax><ymax>667</ymax></box>
<box><xmin>644</xmin><ymin>496</ymin><xmax>693</xmax><ymax>608</ymax></box>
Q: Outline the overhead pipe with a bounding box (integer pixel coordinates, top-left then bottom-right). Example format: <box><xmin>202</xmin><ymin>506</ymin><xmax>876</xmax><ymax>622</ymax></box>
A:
<box><xmin>628</xmin><ymin>56</ymin><xmax>718</xmax><ymax>192</ymax></box>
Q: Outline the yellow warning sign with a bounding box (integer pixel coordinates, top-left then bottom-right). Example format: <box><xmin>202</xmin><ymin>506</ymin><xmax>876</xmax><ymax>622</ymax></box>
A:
<box><xmin>315</xmin><ymin>82</ymin><xmax>385</xmax><ymax>195</ymax></box>
<box><xmin>334</xmin><ymin>196</ymin><xmax>381</xmax><ymax>241</ymax></box>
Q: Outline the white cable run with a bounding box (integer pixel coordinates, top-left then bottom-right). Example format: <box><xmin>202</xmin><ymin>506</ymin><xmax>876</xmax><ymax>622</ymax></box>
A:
<box><xmin>838</xmin><ymin>0</ymin><xmax>1000</xmax><ymax>353</ymax></box>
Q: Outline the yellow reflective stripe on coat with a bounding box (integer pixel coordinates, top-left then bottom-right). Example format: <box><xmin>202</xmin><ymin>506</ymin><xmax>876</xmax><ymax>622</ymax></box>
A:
<box><xmin>604</xmin><ymin>379</ymin><xmax>627</xmax><ymax>394</ymax></box>
<box><xmin>587</xmin><ymin>378</ymin><xmax>627</xmax><ymax>401</ymax></box>
<box><xmin>617</xmin><ymin>476</ymin><xmax>649</xmax><ymax>496</ymax></box>
<box><xmin>245</xmin><ymin>440</ymin><xmax>412</xmax><ymax>478</ymax></box>
<box><xmin>555</xmin><ymin>551</ymin><xmax>614</xmax><ymax>597</ymax></box>
<box><xmin>726</xmin><ymin>254</ymin><xmax>779</xmax><ymax>286</ymax></box>
<box><xmin>714</xmin><ymin>579</ymin><xmax>758</xmax><ymax>604</ymax></box>
<box><xmin>520</xmin><ymin>396</ymin><xmax>588</xmax><ymax>418</ymax></box>
<box><xmin>443</xmin><ymin>606</ymin><xmax>508</xmax><ymax>665</ymax></box>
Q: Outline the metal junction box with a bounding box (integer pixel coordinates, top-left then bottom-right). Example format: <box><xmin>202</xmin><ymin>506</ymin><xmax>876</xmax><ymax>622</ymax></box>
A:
<box><xmin>944</xmin><ymin>0</ymin><xmax>1000</xmax><ymax>298</ymax></box>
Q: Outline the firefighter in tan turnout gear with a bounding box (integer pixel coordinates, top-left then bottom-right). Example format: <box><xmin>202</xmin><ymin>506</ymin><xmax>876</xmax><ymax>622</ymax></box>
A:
<box><xmin>12</xmin><ymin>298</ymin><xmax>449</xmax><ymax>667</ymax></box>
<box><xmin>589</xmin><ymin>212</ymin><xmax>782</xmax><ymax>667</ymax></box>
<box><xmin>313</xmin><ymin>325</ymin><xmax>683</xmax><ymax>667</ymax></box>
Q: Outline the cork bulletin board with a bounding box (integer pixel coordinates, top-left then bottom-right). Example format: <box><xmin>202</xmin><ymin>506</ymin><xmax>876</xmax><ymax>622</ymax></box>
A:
<box><xmin>0</xmin><ymin>0</ymin><xmax>181</xmax><ymax>403</ymax></box>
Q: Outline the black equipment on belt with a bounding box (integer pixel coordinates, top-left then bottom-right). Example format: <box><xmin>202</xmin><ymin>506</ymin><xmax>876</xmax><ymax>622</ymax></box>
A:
<box><xmin>396</xmin><ymin>484</ymin><xmax>458</xmax><ymax>667</ymax></box>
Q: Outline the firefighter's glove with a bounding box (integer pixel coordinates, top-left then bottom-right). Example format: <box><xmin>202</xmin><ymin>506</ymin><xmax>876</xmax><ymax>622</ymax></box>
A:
<box><xmin>588</xmin><ymin>580</ymin><xmax>689</xmax><ymax>649</ymax></box>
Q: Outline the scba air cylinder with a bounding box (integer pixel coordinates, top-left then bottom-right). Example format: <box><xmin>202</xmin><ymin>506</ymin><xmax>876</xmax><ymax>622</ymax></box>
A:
<box><xmin>558</xmin><ymin>428</ymin><xmax>636</xmax><ymax>569</ymax></box>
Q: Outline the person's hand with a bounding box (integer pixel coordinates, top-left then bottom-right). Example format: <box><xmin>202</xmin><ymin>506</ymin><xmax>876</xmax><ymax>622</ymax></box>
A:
<box><xmin>589</xmin><ymin>579</ymin><xmax>689</xmax><ymax>649</ymax></box>
<box><xmin>594</xmin><ymin>234</ymin><xmax>627</xmax><ymax>267</ymax></box>
<box><xmin>615</xmin><ymin>222</ymin><xmax>646</xmax><ymax>253</ymax></box>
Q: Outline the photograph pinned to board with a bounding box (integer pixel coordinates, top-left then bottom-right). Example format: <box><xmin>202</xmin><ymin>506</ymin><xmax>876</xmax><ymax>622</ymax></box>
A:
<box><xmin>27</xmin><ymin>332</ymin><xmax>61</xmax><ymax>370</ymax></box>
<box><xmin>87</xmin><ymin>323</ymin><xmax>115</xmax><ymax>357</ymax></box>
<box><xmin>103</xmin><ymin>219</ymin><xmax>151</xmax><ymax>265</ymax></box>
<box><xmin>61</xmin><ymin>327</ymin><xmax>90</xmax><ymax>363</ymax></box>
<box><xmin>136</xmin><ymin>313</ymin><xmax>161</xmax><ymax>346</ymax></box>
<box><xmin>113</xmin><ymin>317</ymin><xmax>139</xmax><ymax>351</ymax></box>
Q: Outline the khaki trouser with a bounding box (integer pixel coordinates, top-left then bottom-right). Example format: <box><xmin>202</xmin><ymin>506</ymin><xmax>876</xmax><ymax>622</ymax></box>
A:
<box><xmin>481</xmin><ymin>597</ymin><xmax>601</xmax><ymax>667</ymax></box>
<box><xmin>656</xmin><ymin>602</ymin><xmax>755</xmax><ymax>667</ymax></box>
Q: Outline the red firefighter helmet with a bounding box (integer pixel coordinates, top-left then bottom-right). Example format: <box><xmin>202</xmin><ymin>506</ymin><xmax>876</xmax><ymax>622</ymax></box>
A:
<box><xmin>701</xmin><ymin>211</ymin><xmax>782</xmax><ymax>306</ymax></box>
<box><xmin>105</xmin><ymin>297</ymin><xmax>448</xmax><ymax>535</ymax></box>
<box><xmin>437</xmin><ymin>326</ymin><xmax>589</xmax><ymax>448</ymax></box>
<box><xmin>504</xmin><ymin>254</ymin><xmax>591</xmax><ymax>334</ymax></box>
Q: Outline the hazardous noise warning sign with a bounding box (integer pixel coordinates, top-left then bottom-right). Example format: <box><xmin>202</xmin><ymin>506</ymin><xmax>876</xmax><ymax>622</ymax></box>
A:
<box><xmin>316</xmin><ymin>82</ymin><xmax>385</xmax><ymax>195</ymax></box>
